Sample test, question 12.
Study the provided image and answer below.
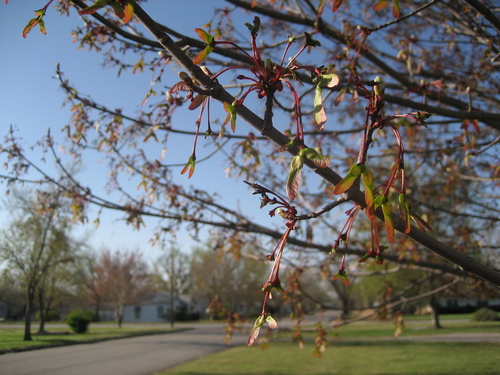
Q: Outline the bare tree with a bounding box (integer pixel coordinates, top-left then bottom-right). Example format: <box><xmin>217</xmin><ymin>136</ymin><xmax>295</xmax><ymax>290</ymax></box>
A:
<box><xmin>150</xmin><ymin>244</ymin><xmax>192</xmax><ymax>326</ymax></box>
<box><xmin>0</xmin><ymin>189</ymin><xmax>78</xmax><ymax>340</ymax></box>
<box><xmin>89</xmin><ymin>248</ymin><xmax>150</xmax><ymax>327</ymax></box>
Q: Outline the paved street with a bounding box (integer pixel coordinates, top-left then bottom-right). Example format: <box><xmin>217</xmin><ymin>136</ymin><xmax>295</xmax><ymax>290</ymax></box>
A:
<box><xmin>0</xmin><ymin>324</ymin><xmax>247</xmax><ymax>375</ymax></box>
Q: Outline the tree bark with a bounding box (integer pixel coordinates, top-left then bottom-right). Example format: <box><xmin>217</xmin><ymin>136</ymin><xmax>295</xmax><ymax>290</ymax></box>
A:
<box><xmin>116</xmin><ymin>303</ymin><xmax>124</xmax><ymax>328</ymax></box>
<box><xmin>94</xmin><ymin>299</ymin><xmax>101</xmax><ymax>322</ymax></box>
<box><xmin>37</xmin><ymin>289</ymin><xmax>47</xmax><ymax>334</ymax></box>
<box><xmin>23</xmin><ymin>285</ymin><xmax>35</xmax><ymax>341</ymax></box>
<box><xmin>429</xmin><ymin>296</ymin><xmax>442</xmax><ymax>329</ymax></box>
<box><xmin>169</xmin><ymin>247</ymin><xmax>176</xmax><ymax>328</ymax></box>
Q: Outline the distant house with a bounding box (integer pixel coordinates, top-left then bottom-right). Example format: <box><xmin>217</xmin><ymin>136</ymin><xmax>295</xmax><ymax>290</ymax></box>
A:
<box><xmin>438</xmin><ymin>297</ymin><xmax>500</xmax><ymax>314</ymax></box>
<box><xmin>122</xmin><ymin>293</ymin><xmax>199</xmax><ymax>323</ymax></box>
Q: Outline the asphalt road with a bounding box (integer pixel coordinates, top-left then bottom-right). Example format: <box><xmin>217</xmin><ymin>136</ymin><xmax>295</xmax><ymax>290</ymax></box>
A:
<box><xmin>0</xmin><ymin>324</ymin><xmax>247</xmax><ymax>375</ymax></box>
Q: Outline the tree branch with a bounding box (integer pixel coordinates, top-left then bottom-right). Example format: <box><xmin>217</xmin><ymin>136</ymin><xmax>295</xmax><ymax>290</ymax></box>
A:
<box><xmin>58</xmin><ymin>0</ymin><xmax>500</xmax><ymax>287</ymax></box>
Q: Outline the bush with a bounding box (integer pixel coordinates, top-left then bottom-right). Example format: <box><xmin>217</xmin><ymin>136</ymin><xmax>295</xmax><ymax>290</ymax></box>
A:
<box><xmin>471</xmin><ymin>307</ymin><xmax>499</xmax><ymax>322</ymax></box>
<box><xmin>66</xmin><ymin>311</ymin><xmax>92</xmax><ymax>333</ymax></box>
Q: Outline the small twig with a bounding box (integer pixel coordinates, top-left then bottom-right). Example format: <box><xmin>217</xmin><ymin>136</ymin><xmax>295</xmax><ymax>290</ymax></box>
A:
<box><xmin>367</xmin><ymin>0</ymin><xmax>442</xmax><ymax>33</ymax></box>
<box><xmin>467</xmin><ymin>134</ymin><xmax>500</xmax><ymax>157</ymax></box>
<box><xmin>295</xmin><ymin>195</ymin><xmax>348</xmax><ymax>220</ymax></box>
<box><xmin>330</xmin><ymin>277</ymin><xmax>461</xmax><ymax>328</ymax></box>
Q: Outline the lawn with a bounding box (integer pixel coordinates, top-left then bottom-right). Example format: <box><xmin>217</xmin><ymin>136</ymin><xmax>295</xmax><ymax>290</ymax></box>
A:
<box><xmin>156</xmin><ymin>316</ymin><xmax>500</xmax><ymax>375</ymax></box>
<box><xmin>156</xmin><ymin>341</ymin><xmax>500</xmax><ymax>375</ymax></box>
<box><xmin>328</xmin><ymin>317</ymin><xmax>500</xmax><ymax>338</ymax></box>
<box><xmin>0</xmin><ymin>322</ymin><xmax>183</xmax><ymax>353</ymax></box>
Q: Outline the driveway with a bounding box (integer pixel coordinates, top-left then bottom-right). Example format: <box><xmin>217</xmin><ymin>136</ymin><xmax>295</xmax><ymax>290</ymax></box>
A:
<box><xmin>0</xmin><ymin>323</ymin><xmax>247</xmax><ymax>375</ymax></box>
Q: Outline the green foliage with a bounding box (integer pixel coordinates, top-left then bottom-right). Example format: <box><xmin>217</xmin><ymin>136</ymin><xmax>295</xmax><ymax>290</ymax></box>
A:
<box><xmin>35</xmin><ymin>309</ymin><xmax>61</xmax><ymax>322</ymax></box>
<box><xmin>66</xmin><ymin>310</ymin><xmax>92</xmax><ymax>334</ymax></box>
<box><xmin>471</xmin><ymin>308</ymin><xmax>499</xmax><ymax>322</ymax></box>
<box><xmin>189</xmin><ymin>241</ymin><xmax>268</xmax><ymax>316</ymax></box>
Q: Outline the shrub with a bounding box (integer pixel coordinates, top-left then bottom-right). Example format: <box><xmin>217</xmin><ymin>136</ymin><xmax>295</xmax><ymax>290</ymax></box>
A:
<box><xmin>66</xmin><ymin>310</ymin><xmax>92</xmax><ymax>333</ymax></box>
<box><xmin>471</xmin><ymin>307</ymin><xmax>499</xmax><ymax>322</ymax></box>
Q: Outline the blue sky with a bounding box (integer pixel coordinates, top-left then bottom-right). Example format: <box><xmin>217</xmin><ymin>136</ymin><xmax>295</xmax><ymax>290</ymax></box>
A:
<box><xmin>0</xmin><ymin>1</ymin><xmax>274</xmax><ymax>261</ymax></box>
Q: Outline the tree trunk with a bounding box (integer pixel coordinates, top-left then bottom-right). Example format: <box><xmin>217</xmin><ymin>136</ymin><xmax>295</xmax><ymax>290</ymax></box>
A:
<box><xmin>169</xmin><ymin>248</ymin><xmax>176</xmax><ymax>328</ymax></box>
<box><xmin>23</xmin><ymin>285</ymin><xmax>35</xmax><ymax>341</ymax></box>
<box><xmin>116</xmin><ymin>303</ymin><xmax>124</xmax><ymax>328</ymax></box>
<box><xmin>37</xmin><ymin>289</ymin><xmax>48</xmax><ymax>334</ymax></box>
<box><xmin>429</xmin><ymin>297</ymin><xmax>442</xmax><ymax>329</ymax></box>
<box><xmin>169</xmin><ymin>290</ymin><xmax>175</xmax><ymax>328</ymax></box>
<box><xmin>329</xmin><ymin>280</ymin><xmax>351</xmax><ymax>320</ymax></box>
<box><xmin>94</xmin><ymin>300</ymin><xmax>101</xmax><ymax>322</ymax></box>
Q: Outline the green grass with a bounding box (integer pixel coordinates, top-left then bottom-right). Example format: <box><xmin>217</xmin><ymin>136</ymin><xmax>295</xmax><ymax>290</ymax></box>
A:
<box><xmin>0</xmin><ymin>322</ymin><xmax>183</xmax><ymax>353</ymax></box>
<box><xmin>156</xmin><ymin>341</ymin><xmax>500</xmax><ymax>375</ymax></box>
<box><xmin>155</xmin><ymin>317</ymin><xmax>500</xmax><ymax>375</ymax></box>
<box><xmin>326</xmin><ymin>319</ymin><xmax>500</xmax><ymax>338</ymax></box>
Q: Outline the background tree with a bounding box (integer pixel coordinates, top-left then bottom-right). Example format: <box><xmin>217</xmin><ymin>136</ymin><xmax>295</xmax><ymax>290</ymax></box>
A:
<box><xmin>150</xmin><ymin>244</ymin><xmax>192</xmax><ymax>326</ymax></box>
<box><xmin>190</xmin><ymin>240</ymin><xmax>269</xmax><ymax>318</ymax></box>
<box><xmin>36</xmin><ymin>260</ymin><xmax>83</xmax><ymax>332</ymax></box>
<box><xmin>88</xmin><ymin>248</ymin><xmax>150</xmax><ymax>327</ymax></box>
<box><xmin>0</xmin><ymin>189</ymin><xmax>79</xmax><ymax>340</ymax></box>
<box><xmin>1</xmin><ymin>0</ymin><xmax>499</xmax><ymax>345</ymax></box>
<box><xmin>0</xmin><ymin>269</ymin><xmax>25</xmax><ymax>320</ymax></box>
<box><xmin>78</xmin><ymin>255</ymin><xmax>106</xmax><ymax>322</ymax></box>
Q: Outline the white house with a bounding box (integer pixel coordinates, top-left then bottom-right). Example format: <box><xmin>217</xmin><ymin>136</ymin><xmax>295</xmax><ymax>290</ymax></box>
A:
<box><xmin>122</xmin><ymin>293</ymin><xmax>198</xmax><ymax>323</ymax></box>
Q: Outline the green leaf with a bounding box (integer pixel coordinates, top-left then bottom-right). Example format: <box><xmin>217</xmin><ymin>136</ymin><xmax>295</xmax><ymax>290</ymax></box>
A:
<box><xmin>222</xmin><ymin>101</ymin><xmax>238</xmax><ymax>132</ymax></box>
<box><xmin>373</xmin><ymin>76</ymin><xmax>385</xmax><ymax>100</ymax></box>
<box><xmin>359</xmin><ymin>164</ymin><xmax>374</xmax><ymax>218</ymax></box>
<box><xmin>320</xmin><ymin>73</ymin><xmax>340</xmax><ymax>88</ymax></box>
<box><xmin>22</xmin><ymin>17</ymin><xmax>39</xmax><ymax>38</ymax></box>
<box><xmin>78</xmin><ymin>0</ymin><xmax>113</xmax><ymax>16</ymax></box>
<box><xmin>109</xmin><ymin>2</ymin><xmax>124</xmax><ymax>18</ymax></box>
<box><xmin>22</xmin><ymin>8</ymin><xmax>47</xmax><ymax>38</ymax></box>
<box><xmin>245</xmin><ymin>16</ymin><xmax>260</xmax><ymax>36</ymax></box>
<box><xmin>121</xmin><ymin>1</ymin><xmax>134</xmax><ymax>23</ymax></box>
<box><xmin>314</xmin><ymin>86</ymin><xmax>327</xmax><ymax>129</ymax></box>
<box><xmin>333</xmin><ymin>269</ymin><xmax>349</xmax><ymax>286</ymax></box>
<box><xmin>373</xmin><ymin>0</ymin><xmax>390</xmax><ymax>11</ymax></box>
<box><xmin>194</xmin><ymin>28</ymin><xmax>214</xmax><ymax>44</ymax></box>
<box><xmin>317</xmin><ymin>0</ymin><xmax>326</xmax><ymax>15</ymax></box>
<box><xmin>193</xmin><ymin>29</ymin><xmax>215</xmax><ymax>64</ymax></box>
<box><xmin>247</xmin><ymin>314</ymin><xmax>266</xmax><ymax>346</ymax></box>
<box><xmin>180</xmin><ymin>155</ymin><xmax>196</xmax><ymax>179</ymax></box>
<box><xmin>415</xmin><ymin>111</ymin><xmax>432</xmax><ymax>127</ymax></box>
<box><xmin>398</xmin><ymin>193</ymin><xmax>411</xmax><ymax>234</ymax></box>
<box><xmin>374</xmin><ymin>195</ymin><xmax>387</xmax><ymax>207</ymax></box>
<box><xmin>300</xmin><ymin>148</ymin><xmax>330</xmax><ymax>168</ymax></box>
<box><xmin>193</xmin><ymin>45</ymin><xmax>213</xmax><ymax>65</ymax></box>
<box><xmin>286</xmin><ymin>155</ymin><xmax>304</xmax><ymax>201</ymax></box>
<box><xmin>382</xmin><ymin>201</ymin><xmax>394</xmax><ymax>243</ymax></box>
<box><xmin>333</xmin><ymin>164</ymin><xmax>361</xmax><ymax>194</ymax></box>
<box><xmin>38</xmin><ymin>19</ymin><xmax>47</xmax><ymax>35</ymax></box>
<box><xmin>304</xmin><ymin>32</ymin><xmax>321</xmax><ymax>47</ymax></box>
<box><xmin>392</xmin><ymin>0</ymin><xmax>401</xmax><ymax>18</ymax></box>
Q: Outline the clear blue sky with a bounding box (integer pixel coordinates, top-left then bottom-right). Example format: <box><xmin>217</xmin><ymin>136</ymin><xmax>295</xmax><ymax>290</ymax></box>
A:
<box><xmin>0</xmin><ymin>1</ymin><xmax>274</xmax><ymax>261</ymax></box>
